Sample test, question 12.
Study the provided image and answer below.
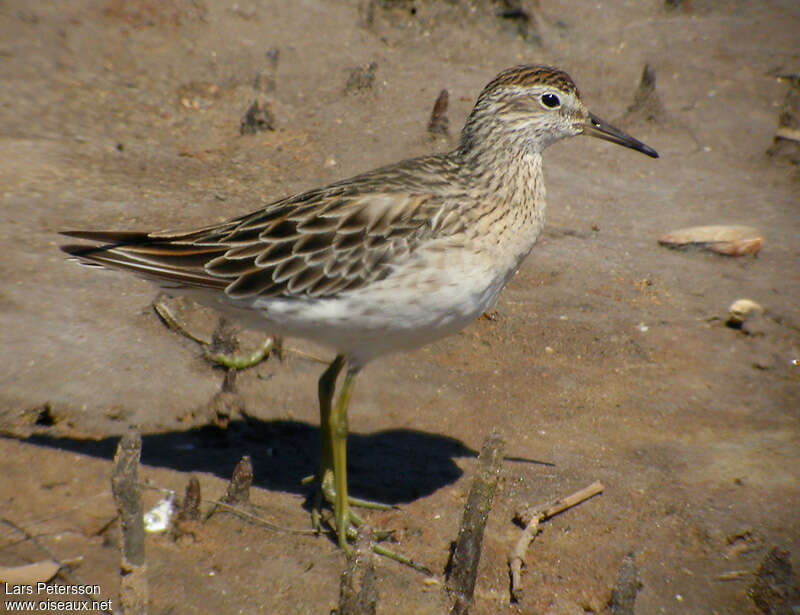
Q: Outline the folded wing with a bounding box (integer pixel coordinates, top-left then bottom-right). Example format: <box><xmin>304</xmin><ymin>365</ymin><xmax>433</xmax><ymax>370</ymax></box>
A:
<box><xmin>61</xmin><ymin>187</ymin><xmax>444</xmax><ymax>299</ymax></box>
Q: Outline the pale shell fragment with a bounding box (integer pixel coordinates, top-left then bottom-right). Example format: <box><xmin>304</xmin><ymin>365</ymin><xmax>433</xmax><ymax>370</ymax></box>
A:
<box><xmin>727</xmin><ymin>298</ymin><xmax>764</xmax><ymax>325</ymax></box>
<box><xmin>0</xmin><ymin>559</ymin><xmax>60</xmax><ymax>584</ymax></box>
<box><xmin>144</xmin><ymin>495</ymin><xmax>175</xmax><ymax>533</ymax></box>
<box><xmin>658</xmin><ymin>225</ymin><xmax>762</xmax><ymax>256</ymax></box>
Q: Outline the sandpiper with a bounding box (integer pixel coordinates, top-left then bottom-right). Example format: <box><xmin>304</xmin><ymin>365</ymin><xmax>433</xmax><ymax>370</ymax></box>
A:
<box><xmin>62</xmin><ymin>65</ymin><xmax>658</xmax><ymax>550</ymax></box>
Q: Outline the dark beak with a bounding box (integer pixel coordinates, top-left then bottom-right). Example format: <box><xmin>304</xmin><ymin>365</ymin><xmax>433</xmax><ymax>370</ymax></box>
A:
<box><xmin>584</xmin><ymin>112</ymin><xmax>659</xmax><ymax>158</ymax></box>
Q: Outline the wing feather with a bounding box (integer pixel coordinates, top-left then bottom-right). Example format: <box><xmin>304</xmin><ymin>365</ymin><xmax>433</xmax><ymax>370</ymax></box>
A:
<box><xmin>61</xmin><ymin>175</ymin><xmax>458</xmax><ymax>300</ymax></box>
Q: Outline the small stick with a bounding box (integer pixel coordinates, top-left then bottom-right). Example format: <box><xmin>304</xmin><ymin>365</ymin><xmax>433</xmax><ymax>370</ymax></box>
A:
<box><xmin>338</xmin><ymin>526</ymin><xmax>378</xmax><ymax>615</ymax></box>
<box><xmin>445</xmin><ymin>431</ymin><xmax>505</xmax><ymax>615</ymax></box>
<box><xmin>609</xmin><ymin>552</ymin><xmax>641</xmax><ymax>615</ymax></box>
<box><xmin>111</xmin><ymin>429</ymin><xmax>148</xmax><ymax>615</ymax></box>
<box><xmin>370</xmin><ymin>543</ymin><xmax>432</xmax><ymax>575</ymax></box>
<box><xmin>509</xmin><ymin>481</ymin><xmax>604</xmax><ymax>603</ymax></box>
<box><xmin>715</xmin><ymin>569</ymin><xmax>751</xmax><ymax>581</ymax></box>
<box><xmin>177</xmin><ymin>475</ymin><xmax>201</xmax><ymax>521</ymax></box>
<box><xmin>428</xmin><ymin>89</ymin><xmax>450</xmax><ymax>136</ymax></box>
<box><xmin>173</xmin><ymin>476</ymin><xmax>202</xmax><ymax>541</ymax></box>
<box><xmin>201</xmin><ymin>499</ymin><xmax>315</xmax><ymax>535</ymax></box>
<box><xmin>221</xmin><ymin>455</ymin><xmax>253</xmax><ymax>507</ymax></box>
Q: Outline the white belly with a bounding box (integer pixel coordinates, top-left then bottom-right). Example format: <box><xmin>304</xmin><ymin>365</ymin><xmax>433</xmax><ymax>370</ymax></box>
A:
<box><xmin>214</xmin><ymin>243</ymin><xmax>511</xmax><ymax>367</ymax></box>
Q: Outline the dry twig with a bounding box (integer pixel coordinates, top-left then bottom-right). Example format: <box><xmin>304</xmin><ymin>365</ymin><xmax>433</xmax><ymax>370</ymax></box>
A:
<box><xmin>201</xmin><ymin>499</ymin><xmax>314</xmax><ymax>535</ymax></box>
<box><xmin>508</xmin><ymin>481</ymin><xmax>604</xmax><ymax>603</ymax></box>
<box><xmin>445</xmin><ymin>431</ymin><xmax>505</xmax><ymax>615</ymax></box>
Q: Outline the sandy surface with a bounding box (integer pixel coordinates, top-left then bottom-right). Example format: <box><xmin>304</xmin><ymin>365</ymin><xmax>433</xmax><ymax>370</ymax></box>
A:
<box><xmin>1</xmin><ymin>0</ymin><xmax>798</xmax><ymax>613</ymax></box>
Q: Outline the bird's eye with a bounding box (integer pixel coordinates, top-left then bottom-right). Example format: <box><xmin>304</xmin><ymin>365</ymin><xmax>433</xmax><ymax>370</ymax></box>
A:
<box><xmin>540</xmin><ymin>93</ymin><xmax>560</xmax><ymax>109</ymax></box>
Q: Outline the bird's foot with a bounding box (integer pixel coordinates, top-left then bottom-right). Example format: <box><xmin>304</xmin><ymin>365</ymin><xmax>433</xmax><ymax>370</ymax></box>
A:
<box><xmin>203</xmin><ymin>335</ymin><xmax>274</xmax><ymax>370</ymax></box>
<box><xmin>153</xmin><ymin>297</ymin><xmax>275</xmax><ymax>370</ymax></box>
<box><xmin>302</xmin><ymin>472</ymin><xmax>395</xmax><ymax>535</ymax></box>
<box><xmin>301</xmin><ymin>473</ymin><xmax>429</xmax><ymax>573</ymax></box>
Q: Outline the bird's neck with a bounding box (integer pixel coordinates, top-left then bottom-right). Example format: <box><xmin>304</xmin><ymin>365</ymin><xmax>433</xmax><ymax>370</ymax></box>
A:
<box><xmin>452</xmin><ymin>133</ymin><xmax>547</xmax><ymax>277</ymax></box>
<box><xmin>457</xmin><ymin>120</ymin><xmax>544</xmax><ymax>189</ymax></box>
<box><xmin>454</xmin><ymin>134</ymin><xmax>546</xmax><ymax>227</ymax></box>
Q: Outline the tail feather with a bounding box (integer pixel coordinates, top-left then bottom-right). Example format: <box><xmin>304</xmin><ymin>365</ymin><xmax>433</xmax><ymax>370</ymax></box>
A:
<box><xmin>59</xmin><ymin>231</ymin><xmax>229</xmax><ymax>291</ymax></box>
<box><xmin>60</xmin><ymin>230</ymin><xmax>153</xmax><ymax>243</ymax></box>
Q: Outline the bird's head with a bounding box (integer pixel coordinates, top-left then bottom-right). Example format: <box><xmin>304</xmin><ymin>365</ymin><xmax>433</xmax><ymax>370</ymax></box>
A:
<box><xmin>461</xmin><ymin>65</ymin><xmax>658</xmax><ymax>159</ymax></box>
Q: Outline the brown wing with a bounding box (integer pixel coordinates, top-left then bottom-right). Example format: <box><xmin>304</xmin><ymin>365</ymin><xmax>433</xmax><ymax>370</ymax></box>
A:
<box><xmin>61</xmin><ymin>185</ymin><xmax>449</xmax><ymax>299</ymax></box>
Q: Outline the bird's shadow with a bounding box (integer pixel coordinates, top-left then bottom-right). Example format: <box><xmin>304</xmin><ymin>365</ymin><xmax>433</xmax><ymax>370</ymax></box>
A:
<box><xmin>25</xmin><ymin>419</ymin><xmax>475</xmax><ymax>505</ymax></box>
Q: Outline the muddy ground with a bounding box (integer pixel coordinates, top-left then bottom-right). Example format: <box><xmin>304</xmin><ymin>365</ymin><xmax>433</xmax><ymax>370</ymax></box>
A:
<box><xmin>1</xmin><ymin>0</ymin><xmax>799</xmax><ymax>613</ymax></box>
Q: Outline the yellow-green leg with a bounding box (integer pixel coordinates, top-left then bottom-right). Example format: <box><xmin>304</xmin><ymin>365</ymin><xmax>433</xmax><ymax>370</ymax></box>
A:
<box><xmin>312</xmin><ymin>355</ymin><xmax>344</xmax><ymax>533</ymax></box>
<box><xmin>310</xmin><ymin>356</ymin><xmax>433</xmax><ymax>573</ymax></box>
<box><xmin>312</xmin><ymin>357</ymin><xmax>393</xmax><ymax>541</ymax></box>
<box><xmin>330</xmin><ymin>366</ymin><xmax>357</xmax><ymax>549</ymax></box>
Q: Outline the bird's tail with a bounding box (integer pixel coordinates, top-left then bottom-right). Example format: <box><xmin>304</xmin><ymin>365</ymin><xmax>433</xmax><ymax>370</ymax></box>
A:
<box><xmin>60</xmin><ymin>230</ymin><xmax>229</xmax><ymax>290</ymax></box>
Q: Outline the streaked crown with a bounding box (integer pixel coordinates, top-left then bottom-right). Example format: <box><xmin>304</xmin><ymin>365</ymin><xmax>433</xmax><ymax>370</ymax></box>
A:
<box><xmin>481</xmin><ymin>65</ymin><xmax>581</xmax><ymax>99</ymax></box>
